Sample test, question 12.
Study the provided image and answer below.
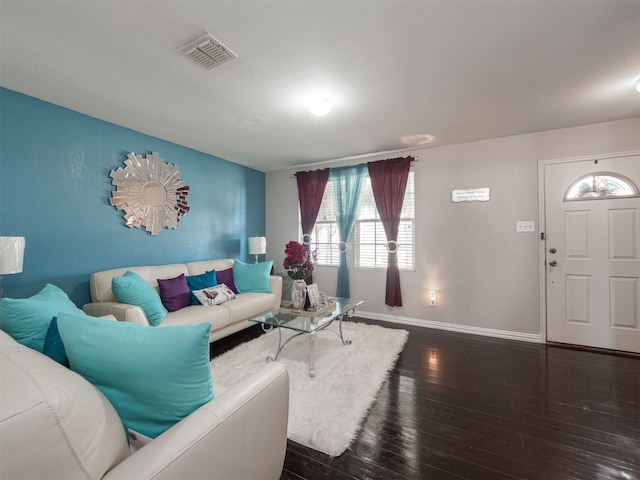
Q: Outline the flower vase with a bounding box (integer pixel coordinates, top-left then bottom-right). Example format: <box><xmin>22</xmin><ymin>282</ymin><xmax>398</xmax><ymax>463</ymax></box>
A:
<box><xmin>291</xmin><ymin>280</ymin><xmax>307</xmax><ymax>310</ymax></box>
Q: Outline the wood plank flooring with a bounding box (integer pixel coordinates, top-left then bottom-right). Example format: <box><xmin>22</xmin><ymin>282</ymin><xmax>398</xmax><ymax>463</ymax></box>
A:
<box><xmin>210</xmin><ymin>318</ymin><xmax>640</xmax><ymax>480</ymax></box>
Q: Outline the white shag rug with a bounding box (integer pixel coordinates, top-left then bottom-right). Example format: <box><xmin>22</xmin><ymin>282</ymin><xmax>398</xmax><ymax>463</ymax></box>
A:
<box><xmin>211</xmin><ymin>321</ymin><xmax>408</xmax><ymax>457</ymax></box>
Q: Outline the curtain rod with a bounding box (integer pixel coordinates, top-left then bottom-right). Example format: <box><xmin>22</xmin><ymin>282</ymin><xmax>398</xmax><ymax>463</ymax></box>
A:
<box><xmin>290</xmin><ymin>155</ymin><xmax>420</xmax><ymax>178</ymax></box>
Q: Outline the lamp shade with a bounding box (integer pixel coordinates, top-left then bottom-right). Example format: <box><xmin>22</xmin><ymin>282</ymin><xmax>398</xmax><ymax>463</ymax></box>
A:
<box><xmin>248</xmin><ymin>236</ymin><xmax>267</xmax><ymax>255</ymax></box>
<box><xmin>0</xmin><ymin>237</ymin><xmax>25</xmax><ymax>274</ymax></box>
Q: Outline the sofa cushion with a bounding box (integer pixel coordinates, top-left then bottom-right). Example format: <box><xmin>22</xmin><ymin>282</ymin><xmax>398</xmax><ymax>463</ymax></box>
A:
<box><xmin>158</xmin><ymin>273</ymin><xmax>191</xmax><ymax>312</ymax></box>
<box><xmin>215</xmin><ymin>267</ymin><xmax>237</xmax><ymax>293</ymax></box>
<box><xmin>185</xmin><ymin>259</ymin><xmax>234</xmax><ymax>276</ymax></box>
<box><xmin>57</xmin><ymin>312</ymin><xmax>214</xmax><ymax>439</ymax></box>
<box><xmin>0</xmin><ymin>283</ymin><xmax>84</xmax><ymax>352</ymax></box>
<box><xmin>112</xmin><ymin>270</ymin><xmax>168</xmax><ymax>326</ymax></box>
<box><xmin>0</xmin><ymin>331</ymin><xmax>129</xmax><ymax>479</ymax></box>
<box><xmin>158</xmin><ymin>305</ymin><xmax>231</xmax><ymax>333</ymax></box>
<box><xmin>219</xmin><ymin>292</ymin><xmax>277</xmax><ymax>322</ymax></box>
<box><xmin>233</xmin><ymin>260</ymin><xmax>273</xmax><ymax>294</ymax></box>
<box><xmin>186</xmin><ymin>270</ymin><xmax>217</xmax><ymax>305</ymax></box>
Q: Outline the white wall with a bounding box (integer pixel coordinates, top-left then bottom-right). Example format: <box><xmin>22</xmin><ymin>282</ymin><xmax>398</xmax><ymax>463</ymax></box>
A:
<box><xmin>266</xmin><ymin>118</ymin><xmax>640</xmax><ymax>341</ymax></box>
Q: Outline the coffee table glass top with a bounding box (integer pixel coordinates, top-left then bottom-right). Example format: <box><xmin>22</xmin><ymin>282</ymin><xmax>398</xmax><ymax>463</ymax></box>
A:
<box><xmin>250</xmin><ymin>297</ymin><xmax>364</xmax><ymax>333</ymax></box>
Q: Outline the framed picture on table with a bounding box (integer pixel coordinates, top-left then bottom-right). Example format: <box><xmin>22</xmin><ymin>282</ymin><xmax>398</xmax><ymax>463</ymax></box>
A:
<box><xmin>307</xmin><ymin>283</ymin><xmax>320</xmax><ymax>310</ymax></box>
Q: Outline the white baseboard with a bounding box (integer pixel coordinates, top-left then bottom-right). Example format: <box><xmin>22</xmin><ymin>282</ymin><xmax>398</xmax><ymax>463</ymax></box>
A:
<box><xmin>356</xmin><ymin>310</ymin><xmax>543</xmax><ymax>344</ymax></box>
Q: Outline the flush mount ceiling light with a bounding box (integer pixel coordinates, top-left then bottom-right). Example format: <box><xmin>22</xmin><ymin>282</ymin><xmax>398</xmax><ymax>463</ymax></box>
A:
<box><xmin>400</xmin><ymin>133</ymin><xmax>435</xmax><ymax>145</ymax></box>
<box><xmin>309</xmin><ymin>97</ymin><xmax>331</xmax><ymax>117</ymax></box>
<box><xmin>636</xmin><ymin>78</ymin><xmax>640</xmax><ymax>93</ymax></box>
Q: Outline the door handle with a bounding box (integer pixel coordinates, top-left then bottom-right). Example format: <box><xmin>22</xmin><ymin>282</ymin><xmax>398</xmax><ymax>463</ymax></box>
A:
<box><xmin>548</xmin><ymin>260</ymin><xmax>558</xmax><ymax>267</ymax></box>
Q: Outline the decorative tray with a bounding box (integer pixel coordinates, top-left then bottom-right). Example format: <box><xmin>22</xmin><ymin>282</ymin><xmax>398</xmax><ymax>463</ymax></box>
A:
<box><xmin>280</xmin><ymin>302</ymin><xmax>337</xmax><ymax>317</ymax></box>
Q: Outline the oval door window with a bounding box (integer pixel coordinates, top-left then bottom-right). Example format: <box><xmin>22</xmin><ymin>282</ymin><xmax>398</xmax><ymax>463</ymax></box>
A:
<box><xmin>564</xmin><ymin>171</ymin><xmax>640</xmax><ymax>201</ymax></box>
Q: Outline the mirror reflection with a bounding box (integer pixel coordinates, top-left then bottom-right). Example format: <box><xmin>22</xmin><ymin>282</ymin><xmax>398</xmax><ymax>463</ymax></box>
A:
<box><xmin>142</xmin><ymin>181</ymin><xmax>168</xmax><ymax>206</ymax></box>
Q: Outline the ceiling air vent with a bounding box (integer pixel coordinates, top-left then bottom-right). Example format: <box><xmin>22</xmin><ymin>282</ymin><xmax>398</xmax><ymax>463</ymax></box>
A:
<box><xmin>180</xmin><ymin>34</ymin><xmax>237</xmax><ymax>70</ymax></box>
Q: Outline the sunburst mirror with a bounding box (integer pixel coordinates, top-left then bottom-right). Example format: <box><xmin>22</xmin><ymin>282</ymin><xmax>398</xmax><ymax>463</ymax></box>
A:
<box><xmin>109</xmin><ymin>152</ymin><xmax>190</xmax><ymax>235</ymax></box>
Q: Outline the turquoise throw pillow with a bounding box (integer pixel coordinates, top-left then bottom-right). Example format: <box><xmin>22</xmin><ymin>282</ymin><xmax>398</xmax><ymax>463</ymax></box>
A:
<box><xmin>0</xmin><ymin>283</ymin><xmax>84</xmax><ymax>352</ymax></box>
<box><xmin>233</xmin><ymin>259</ymin><xmax>273</xmax><ymax>293</ymax></box>
<box><xmin>57</xmin><ymin>312</ymin><xmax>214</xmax><ymax>439</ymax></box>
<box><xmin>186</xmin><ymin>270</ymin><xmax>217</xmax><ymax>305</ymax></box>
<box><xmin>111</xmin><ymin>270</ymin><xmax>167</xmax><ymax>326</ymax></box>
<box><xmin>43</xmin><ymin>316</ymin><xmax>69</xmax><ymax>367</ymax></box>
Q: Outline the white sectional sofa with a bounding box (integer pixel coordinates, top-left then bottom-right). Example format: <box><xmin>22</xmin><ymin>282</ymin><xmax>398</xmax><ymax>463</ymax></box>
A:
<box><xmin>83</xmin><ymin>259</ymin><xmax>282</xmax><ymax>342</ymax></box>
<box><xmin>0</xmin><ymin>329</ymin><xmax>289</xmax><ymax>480</ymax></box>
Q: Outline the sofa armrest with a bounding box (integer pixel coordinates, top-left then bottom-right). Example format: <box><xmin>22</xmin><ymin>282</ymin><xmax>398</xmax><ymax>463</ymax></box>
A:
<box><xmin>82</xmin><ymin>302</ymin><xmax>150</xmax><ymax>326</ymax></box>
<box><xmin>103</xmin><ymin>362</ymin><xmax>289</xmax><ymax>480</ymax></box>
<box><xmin>269</xmin><ymin>275</ymin><xmax>283</xmax><ymax>310</ymax></box>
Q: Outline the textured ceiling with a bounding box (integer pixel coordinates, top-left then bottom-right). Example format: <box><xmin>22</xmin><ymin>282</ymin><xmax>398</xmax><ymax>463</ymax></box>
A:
<box><xmin>1</xmin><ymin>0</ymin><xmax>639</xmax><ymax>172</ymax></box>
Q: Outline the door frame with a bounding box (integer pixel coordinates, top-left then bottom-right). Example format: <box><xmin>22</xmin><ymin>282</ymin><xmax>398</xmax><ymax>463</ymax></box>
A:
<box><xmin>537</xmin><ymin>150</ymin><xmax>640</xmax><ymax>344</ymax></box>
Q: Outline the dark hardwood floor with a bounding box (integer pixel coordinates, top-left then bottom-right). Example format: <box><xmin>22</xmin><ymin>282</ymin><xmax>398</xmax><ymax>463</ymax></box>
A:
<box><xmin>210</xmin><ymin>318</ymin><xmax>640</xmax><ymax>480</ymax></box>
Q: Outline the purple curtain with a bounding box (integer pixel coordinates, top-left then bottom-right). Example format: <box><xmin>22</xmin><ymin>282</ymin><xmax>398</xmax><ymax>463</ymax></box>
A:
<box><xmin>367</xmin><ymin>157</ymin><xmax>411</xmax><ymax>306</ymax></box>
<box><xmin>296</xmin><ymin>168</ymin><xmax>330</xmax><ymax>284</ymax></box>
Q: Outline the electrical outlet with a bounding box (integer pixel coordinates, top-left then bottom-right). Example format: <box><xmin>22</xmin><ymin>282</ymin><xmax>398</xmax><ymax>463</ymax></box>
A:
<box><xmin>516</xmin><ymin>221</ymin><xmax>536</xmax><ymax>232</ymax></box>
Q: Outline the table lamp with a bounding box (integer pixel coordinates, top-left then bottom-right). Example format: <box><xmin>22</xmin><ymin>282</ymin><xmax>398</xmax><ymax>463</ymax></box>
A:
<box><xmin>248</xmin><ymin>236</ymin><xmax>266</xmax><ymax>263</ymax></box>
<box><xmin>0</xmin><ymin>236</ymin><xmax>25</xmax><ymax>299</ymax></box>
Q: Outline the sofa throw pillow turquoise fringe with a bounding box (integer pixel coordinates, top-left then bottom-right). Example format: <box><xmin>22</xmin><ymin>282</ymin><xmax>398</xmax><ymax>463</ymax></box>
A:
<box><xmin>233</xmin><ymin>259</ymin><xmax>273</xmax><ymax>293</ymax></box>
<box><xmin>0</xmin><ymin>283</ymin><xmax>84</xmax><ymax>352</ymax></box>
<box><xmin>111</xmin><ymin>270</ymin><xmax>167</xmax><ymax>326</ymax></box>
<box><xmin>57</xmin><ymin>312</ymin><xmax>214</xmax><ymax>439</ymax></box>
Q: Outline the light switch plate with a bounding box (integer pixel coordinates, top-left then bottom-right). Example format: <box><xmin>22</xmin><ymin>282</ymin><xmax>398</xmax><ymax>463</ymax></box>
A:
<box><xmin>516</xmin><ymin>221</ymin><xmax>536</xmax><ymax>232</ymax></box>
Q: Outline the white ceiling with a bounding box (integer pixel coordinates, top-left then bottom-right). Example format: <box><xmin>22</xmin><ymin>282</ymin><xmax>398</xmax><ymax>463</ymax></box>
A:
<box><xmin>1</xmin><ymin>1</ymin><xmax>639</xmax><ymax>173</ymax></box>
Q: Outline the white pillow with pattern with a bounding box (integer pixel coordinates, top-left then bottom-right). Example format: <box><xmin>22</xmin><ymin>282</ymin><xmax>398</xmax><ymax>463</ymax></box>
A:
<box><xmin>192</xmin><ymin>284</ymin><xmax>237</xmax><ymax>306</ymax></box>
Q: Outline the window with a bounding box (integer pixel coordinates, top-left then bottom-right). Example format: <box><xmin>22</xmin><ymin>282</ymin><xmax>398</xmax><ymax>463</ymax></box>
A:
<box><xmin>564</xmin><ymin>172</ymin><xmax>639</xmax><ymax>201</ymax></box>
<box><xmin>301</xmin><ymin>170</ymin><xmax>415</xmax><ymax>270</ymax></box>
<box><xmin>303</xmin><ymin>180</ymin><xmax>340</xmax><ymax>266</ymax></box>
<box><xmin>355</xmin><ymin>171</ymin><xmax>415</xmax><ymax>269</ymax></box>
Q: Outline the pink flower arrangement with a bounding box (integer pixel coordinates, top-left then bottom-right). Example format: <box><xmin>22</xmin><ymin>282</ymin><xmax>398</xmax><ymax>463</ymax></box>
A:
<box><xmin>283</xmin><ymin>241</ymin><xmax>316</xmax><ymax>280</ymax></box>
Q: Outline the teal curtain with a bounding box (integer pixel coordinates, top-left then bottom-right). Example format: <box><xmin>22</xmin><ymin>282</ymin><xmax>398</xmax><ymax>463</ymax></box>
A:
<box><xmin>330</xmin><ymin>164</ymin><xmax>367</xmax><ymax>298</ymax></box>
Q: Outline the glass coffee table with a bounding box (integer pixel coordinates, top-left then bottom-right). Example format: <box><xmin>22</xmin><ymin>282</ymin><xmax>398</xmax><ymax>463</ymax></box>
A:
<box><xmin>249</xmin><ymin>297</ymin><xmax>364</xmax><ymax>377</ymax></box>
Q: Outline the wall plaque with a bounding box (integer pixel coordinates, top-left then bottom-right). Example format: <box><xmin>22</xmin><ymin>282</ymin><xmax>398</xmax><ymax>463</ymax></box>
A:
<box><xmin>451</xmin><ymin>187</ymin><xmax>490</xmax><ymax>203</ymax></box>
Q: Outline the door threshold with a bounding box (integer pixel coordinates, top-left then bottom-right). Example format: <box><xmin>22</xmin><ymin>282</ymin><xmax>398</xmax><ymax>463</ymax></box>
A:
<box><xmin>546</xmin><ymin>341</ymin><xmax>639</xmax><ymax>359</ymax></box>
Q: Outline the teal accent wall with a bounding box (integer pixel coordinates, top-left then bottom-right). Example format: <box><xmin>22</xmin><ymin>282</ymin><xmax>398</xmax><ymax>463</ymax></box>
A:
<box><xmin>0</xmin><ymin>88</ymin><xmax>265</xmax><ymax>306</ymax></box>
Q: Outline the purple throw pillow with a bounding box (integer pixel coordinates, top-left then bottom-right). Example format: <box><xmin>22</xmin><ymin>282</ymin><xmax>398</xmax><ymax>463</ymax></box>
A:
<box><xmin>215</xmin><ymin>268</ymin><xmax>237</xmax><ymax>294</ymax></box>
<box><xmin>157</xmin><ymin>274</ymin><xmax>191</xmax><ymax>312</ymax></box>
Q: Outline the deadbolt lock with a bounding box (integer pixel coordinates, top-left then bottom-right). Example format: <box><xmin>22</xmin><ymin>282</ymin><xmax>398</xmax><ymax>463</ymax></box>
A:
<box><xmin>548</xmin><ymin>248</ymin><xmax>557</xmax><ymax>254</ymax></box>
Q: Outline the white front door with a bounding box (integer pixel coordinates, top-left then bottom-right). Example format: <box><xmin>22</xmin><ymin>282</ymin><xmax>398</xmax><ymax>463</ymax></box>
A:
<box><xmin>544</xmin><ymin>153</ymin><xmax>640</xmax><ymax>353</ymax></box>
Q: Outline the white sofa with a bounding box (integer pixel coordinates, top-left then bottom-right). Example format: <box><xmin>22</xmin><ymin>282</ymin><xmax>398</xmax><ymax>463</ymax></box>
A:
<box><xmin>83</xmin><ymin>259</ymin><xmax>282</xmax><ymax>342</ymax></box>
<box><xmin>0</xmin><ymin>329</ymin><xmax>290</xmax><ymax>480</ymax></box>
